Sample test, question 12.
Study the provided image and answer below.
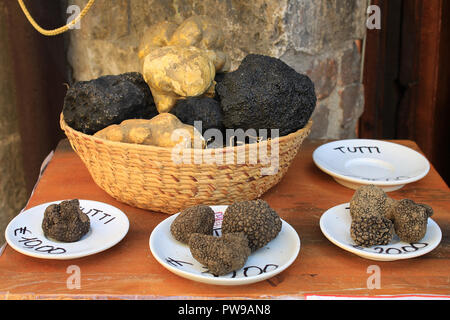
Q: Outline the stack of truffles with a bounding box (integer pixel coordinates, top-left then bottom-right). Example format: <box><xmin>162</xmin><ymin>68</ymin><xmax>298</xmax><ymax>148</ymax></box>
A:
<box><xmin>170</xmin><ymin>199</ymin><xmax>282</xmax><ymax>276</ymax></box>
<box><xmin>62</xmin><ymin>15</ymin><xmax>316</xmax><ymax>149</ymax></box>
<box><xmin>349</xmin><ymin>185</ymin><xmax>433</xmax><ymax>247</ymax></box>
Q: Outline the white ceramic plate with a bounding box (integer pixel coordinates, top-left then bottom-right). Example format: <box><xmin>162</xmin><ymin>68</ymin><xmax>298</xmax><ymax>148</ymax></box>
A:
<box><xmin>5</xmin><ymin>200</ymin><xmax>129</xmax><ymax>260</ymax></box>
<box><xmin>149</xmin><ymin>205</ymin><xmax>300</xmax><ymax>285</ymax></box>
<box><xmin>319</xmin><ymin>203</ymin><xmax>442</xmax><ymax>261</ymax></box>
<box><xmin>312</xmin><ymin>139</ymin><xmax>430</xmax><ymax>191</ymax></box>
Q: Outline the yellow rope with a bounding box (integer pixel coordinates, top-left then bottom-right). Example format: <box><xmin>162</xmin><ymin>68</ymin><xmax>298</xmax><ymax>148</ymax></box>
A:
<box><xmin>17</xmin><ymin>0</ymin><xmax>95</xmax><ymax>36</ymax></box>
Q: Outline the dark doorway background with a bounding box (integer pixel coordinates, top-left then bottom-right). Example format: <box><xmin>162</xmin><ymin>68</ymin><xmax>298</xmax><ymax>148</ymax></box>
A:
<box><xmin>3</xmin><ymin>0</ymin><xmax>449</xmax><ymax>200</ymax></box>
<box><xmin>361</xmin><ymin>0</ymin><xmax>449</xmax><ymax>186</ymax></box>
<box><xmin>4</xmin><ymin>1</ymin><xmax>68</xmax><ymax>195</ymax></box>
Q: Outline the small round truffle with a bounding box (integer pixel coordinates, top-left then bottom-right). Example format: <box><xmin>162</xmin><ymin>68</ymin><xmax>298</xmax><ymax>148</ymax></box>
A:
<box><xmin>170</xmin><ymin>96</ymin><xmax>224</xmax><ymax>133</ymax></box>
<box><xmin>170</xmin><ymin>205</ymin><xmax>216</xmax><ymax>244</ymax></box>
<box><xmin>393</xmin><ymin>199</ymin><xmax>429</xmax><ymax>243</ymax></box>
<box><xmin>350</xmin><ymin>215</ymin><xmax>394</xmax><ymax>247</ymax></box>
<box><xmin>189</xmin><ymin>232</ymin><xmax>251</xmax><ymax>276</ymax></box>
<box><xmin>42</xmin><ymin>199</ymin><xmax>90</xmax><ymax>242</ymax></box>
<box><xmin>221</xmin><ymin>199</ymin><xmax>282</xmax><ymax>252</ymax></box>
<box><xmin>350</xmin><ymin>185</ymin><xmax>388</xmax><ymax>219</ymax></box>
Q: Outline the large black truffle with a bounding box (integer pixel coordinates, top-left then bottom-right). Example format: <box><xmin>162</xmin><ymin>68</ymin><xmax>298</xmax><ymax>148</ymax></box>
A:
<box><xmin>63</xmin><ymin>72</ymin><xmax>158</xmax><ymax>135</ymax></box>
<box><xmin>42</xmin><ymin>199</ymin><xmax>90</xmax><ymax>242</ymax></box>
<box><xmin>216</xmin><ymin>54</ymin><xmax>316</xmax><ymax>136</ymax></box>
<box><xmin>189</xmin><ymin>232</ymin><xmax>251</xmax><ymax>276</ymax></box>
<box><xmin>221</xmin><ymin>199</ymin><xmax>282</xmax><ymax>252</ymax></box>
<box><xmin>170</xmin><ymin>97</ymin><xmax>224</xmax><ymax>134</ymax></box>
<box><xmin>170</xmin><ymin>205</ymin><xmax>216</xmax><ymax>244</ymax></box>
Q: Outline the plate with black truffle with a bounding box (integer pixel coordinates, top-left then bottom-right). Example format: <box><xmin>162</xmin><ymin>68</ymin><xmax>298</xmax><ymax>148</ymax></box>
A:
<box><xmin>319</xmin><ymin>185</ymin><xmax>442</xmax><ymax>261</ymax></box>
<box><xmin>5</xmin><ymin>199</ymin><xmax>130</xmax><ymax>260</ymax></box>
<box><xmin>149</xmin><ymin>200</ymin><xmax>301</xmax><ymax>285</ymax></box>
<box><xmin>312</xmin><ymin>139</ymin><xmax>430</xmax><ymax>192</ymax></box>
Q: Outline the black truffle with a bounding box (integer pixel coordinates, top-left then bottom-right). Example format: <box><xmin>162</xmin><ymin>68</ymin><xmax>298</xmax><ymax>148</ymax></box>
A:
<box><xmin>348</xmin><ymin>185</ymin><xmax>434</xmax><ymax>246</ymax></box>
<box><xmin>221</xmin><ymin>199</ymin><xmax>282</xmax><ymax>252</ymax></box>
<box><xmin>170</xmin><ymin>205</ymin><xmax>216</xmax><ymax>244</ymax></box>
<box><xmin>350</xmin><ymin>215</ymin><xmax>394</xmax><ymax>247</ymax></box>
<box><xmin>393</xmin><ymin>199</ymin><xmax>430</xmax><ymax>243</ymax></box>
<box><xmin>189</xmin><ymin>232</ymin><xmax>251</xmax><ymax>276</ymax></box>
<box><xmin>216</xmin><ymin>54</ymin><xmax>316</xmax><ymax>136</ymax></box>
<box><xmin>42</xmin><ymin>199</ymin><xmax>90</xmax><ymax>242</ymax></box>
<box><xmin>170</xmin><ymin>96</ymin><xmax>224</xmax><ymax>134</ymax></box>
<box><xmin>63</xmin><ymin>72</ymin><xmax>158</xmax><ymax>135</ymax></box>
<box><xmin>213</xmin><ymin>72</ymin><xmax>226</xmax><ymax>102</ymax></box>
<box><xmin>350</xmin><ymin>185</ymin><xmax>388</xmax><ymax>219</ymax></box>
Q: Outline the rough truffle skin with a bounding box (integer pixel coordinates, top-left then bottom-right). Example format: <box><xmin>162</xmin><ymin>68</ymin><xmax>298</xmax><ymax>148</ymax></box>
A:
<box><xmin>42</xmin><ymin>199</ymin><xmax>90</xmax><ymax>242</ymax></box>
<box><xmin>221</xmin><ymin>199</ymin><xmax>282</xmax><ymax>252</ymax></box>
<box><xmin>383</xmin><ymin>197</ymin><xmax>398</xmax><ymax>221</ymax></box>
<box><xmin>350</xmin><ymin>185</ymin><xmax>388</xmax><ymax>219</ymax></box>
<box><xmin>63</xmin><ymin>72</ymin><xmax>158</xmax><ymax>135</ymax></box>
<box><xmin>350</xmin><ymin>215</ymin><xmax>394</xmax><ymax>247</ymax></box>
<box><xmin>170</xmin><ymin>205</ymin><xmax>216</xmax><ymax>244</ymax></box>
<box><xmin>216</xmin><ymin>54</ymin><xmax>316</xmax><ymax>136</ymax></box>
<box><xmin>170</xmin><ymin>96</ymin><xmax>224</xmax><ymax>133</ymax></box>
<box><xmin>393</xmin><ymin>199</ymin><xmax>429</xmax><ymax>243</ymax></box>
<box><xmin>417</xmin><ymin>203</ymin><xmax>434</xmax><ymax>218</ymax></box>
<box><xmin>189</xmin><ymin>232</ymin><xmax>251</xmax><ymax>276</ymax></box>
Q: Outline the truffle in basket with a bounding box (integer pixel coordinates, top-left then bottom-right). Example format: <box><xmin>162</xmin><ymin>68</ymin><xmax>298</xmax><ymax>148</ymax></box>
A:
<box><xmin>94</xmin><ymin>113</ymin><xmax>205</xmax><ymax>149</ymax></box>
<box><xmin>216</xmin><ymin>54</ymin><xmax>316</xmax><ymax>137</ymax></box>
<box><xmin>138</xmin><ymin>21</ymin><xmax>178</xmax><ymax>60</ymax></box>
<box><xmin>142</xmin><ymin>46</ymin><xmax>216</xmax><ymax>113</ymax></box>
<box><xmin>138</xmin><ymin>15</ymin><xmax>230</xmax><ymax>73</ymax></box>
<box><xmin>63</xmin><ymin>72</ymin><xmax>157</xmax><ymax>135</ymax></box>
<box><xmin>169</xmin><ymin>96</ymin><xmax>224</xmax><ymax>134</ymax></box>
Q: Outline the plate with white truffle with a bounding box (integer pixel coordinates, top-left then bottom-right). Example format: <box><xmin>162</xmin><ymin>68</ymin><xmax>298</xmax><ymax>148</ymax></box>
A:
<box><xmin>149</xmin><ymin>200</ymin><xmax>301</xmax><ymax>285</ymax></box>
<box><xmin>319</xmin><ymin>185</ymin><xmax>442</xmax><ymax>261</ymax></box>
<box><xmin>5</xmin><ymin>199</ymin><xmax>129</xmax><ymax>260</ymax></box>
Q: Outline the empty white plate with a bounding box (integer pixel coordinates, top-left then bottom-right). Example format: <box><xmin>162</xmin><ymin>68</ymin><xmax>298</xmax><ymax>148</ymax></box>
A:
<box><xmin>149</xmin><ymin>205</ymin><xmax>301</xmax><ymax>285</ymax></box>
<box><xmin>313</xmin><ymin>139</ymin><xmax>430</xmax><ymax>191</ymax></box>
<box><xmin>319</xmin><ymin>203</ymin><xmax>442</xmax><ymax>261</ymax></box>
<box><xmin>5</xmin><ymin>200</ymin><xmax>129</xmax><ymax>260</ymax></box>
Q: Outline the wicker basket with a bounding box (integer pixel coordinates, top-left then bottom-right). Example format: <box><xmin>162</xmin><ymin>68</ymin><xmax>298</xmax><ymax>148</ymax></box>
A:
<box><xmin>60</xmin><ymin>113</ymin><xmax>312</xmax><ymax>214</ymax></box>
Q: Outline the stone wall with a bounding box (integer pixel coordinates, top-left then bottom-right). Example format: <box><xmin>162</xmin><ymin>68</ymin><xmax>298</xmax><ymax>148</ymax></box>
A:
<box><xmin>67</xmin><ymin>0</ymin><xmax>367</xmax><ymax>139</ymax></box>
<box><xmin>0</xmin><ymin>3</ymin><xmax>28</xmax><ymax>244</ymax></box>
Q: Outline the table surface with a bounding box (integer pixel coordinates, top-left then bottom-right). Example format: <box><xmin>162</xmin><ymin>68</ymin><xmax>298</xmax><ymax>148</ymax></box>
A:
<box><xmin>0</xmin><ymin>139</ymin><xmax>449</xmax><ymax>299</ymax></box>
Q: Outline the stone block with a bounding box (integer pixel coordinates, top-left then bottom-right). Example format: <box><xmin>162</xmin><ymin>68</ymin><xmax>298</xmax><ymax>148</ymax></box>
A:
<box><xmin>67</xmin><ymin>0</ymin><xmax>290</xmax><ymax>80</ymax></box>
<box><xmin>309</xmin><ymin>101</ymin><xmax>330</xmax><ymax>139</ymax></box>
<box><xmin>306</xmin><ymin>56</ymin><xmax>338</xmax><ymax>100</ymax></box>
<box><xmin>338</xmin><ymin>41</ymin><xmax>362</xmax><ymax>86</ymax></box>
<box><xmin>339</xmin><ymin>83</ymin><xmax>365</xmax><ymax>138</ymax></box>
<box><xmin>284</xmin><ymin>0</ymin><xmax>367</xmax><ymax>55</ymax></box>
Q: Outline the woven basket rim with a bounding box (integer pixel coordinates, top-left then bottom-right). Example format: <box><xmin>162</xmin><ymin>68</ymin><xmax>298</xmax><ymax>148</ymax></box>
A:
<box><xmin>60</xmin><ymin>113</ymin><xmax>312</xmax><ymax>154</ymax></box>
